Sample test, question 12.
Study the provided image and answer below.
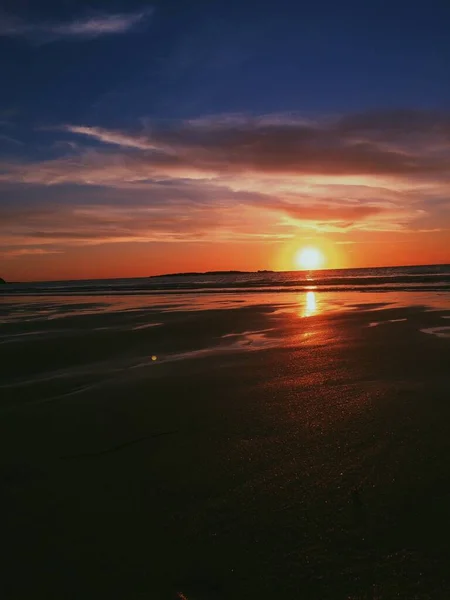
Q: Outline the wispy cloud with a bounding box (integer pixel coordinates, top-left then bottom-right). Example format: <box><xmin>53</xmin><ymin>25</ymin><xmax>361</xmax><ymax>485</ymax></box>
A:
<box><xmin>3</xmin><ymin>110</ymin><xmax>449</xmax><ymax>196</ymax></box>
<box><xmin>0</xmin><ymin>134</ymin><xmax>23</xmax><ymax>146</ymax></box>
<box><xmin>0</xmin><ymin>178</ymin><xmax>425</xmax><ymax>252</ymax></box>
<box><xmin>1</xmin><ymin>110</ymin><xmax>449</xmax><ymax>252</ymax></box>
<box><xmin>64</xmin><ymin>126</ymin><xmax>156</xmax><ymax>150</ymax></box>
<box><xmin>58</xmin><ymin>110</ymin><xmax>450</xmax><ymax>179</ymax></box>
<box><xmin>1</xmin><ymin>248</ymin><xmax>63</xmax><ymax>258</ymax></box>
<box><xmin>0</xmin><ymin>8</ymin><xmax>153</xmax><ymax>42</ymax></box>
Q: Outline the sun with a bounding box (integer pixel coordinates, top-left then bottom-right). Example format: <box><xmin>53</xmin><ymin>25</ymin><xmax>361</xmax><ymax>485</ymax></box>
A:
<box><xmin>295</xmin><ymin>247</ymin><xmax>324</xmax><ymax>270</ymax></box>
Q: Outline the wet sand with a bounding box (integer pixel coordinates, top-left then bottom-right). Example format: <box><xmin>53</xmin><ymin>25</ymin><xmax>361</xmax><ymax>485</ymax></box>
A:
<box><xmin>1</xmin><ymin>292</ymin><xmax>450</xmax><ymax>599</ymax></box>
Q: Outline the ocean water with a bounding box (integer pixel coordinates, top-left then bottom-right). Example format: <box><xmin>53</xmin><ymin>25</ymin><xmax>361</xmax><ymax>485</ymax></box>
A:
<box><xmin>2</xmin><ymin>263</ymin><xmax>450</xmax><ymax>295</ymax></box>
<box><xmin>1</xmin><ymin>264</ymin><xmax>450</xmax><ymax>598</ymax></box>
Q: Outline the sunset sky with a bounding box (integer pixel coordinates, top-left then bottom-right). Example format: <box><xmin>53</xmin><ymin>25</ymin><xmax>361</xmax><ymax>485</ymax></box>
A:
<box><xmin>1</xmin><ymin>0</ymin><xmax>450</xmax><ymax>281</ymax></box>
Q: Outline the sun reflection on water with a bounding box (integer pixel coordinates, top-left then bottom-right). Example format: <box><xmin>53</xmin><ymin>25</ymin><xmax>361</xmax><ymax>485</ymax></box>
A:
<box><xmin>302</xmin><ymin>290</ymin><xmax>317</xmax><ymax>317</ymax></box>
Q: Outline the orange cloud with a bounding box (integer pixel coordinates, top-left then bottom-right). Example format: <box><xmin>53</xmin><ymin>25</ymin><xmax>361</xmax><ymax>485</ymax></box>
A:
<box><xmin>1</xmin><ymin>110</ymin><xmax>449</xmax><ymax>274</ymax></box>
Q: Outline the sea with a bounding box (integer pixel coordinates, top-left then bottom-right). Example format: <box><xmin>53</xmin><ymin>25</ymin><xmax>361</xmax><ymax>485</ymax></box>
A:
<box><xmin>2</xmin><ymin>263</ymin><xmax>450</xmax><ymax>295</ymax></box>
<box><xmin>2</xmin><ymin>263</ymin><xmax>450</xmax><ymax>599</ymax></box>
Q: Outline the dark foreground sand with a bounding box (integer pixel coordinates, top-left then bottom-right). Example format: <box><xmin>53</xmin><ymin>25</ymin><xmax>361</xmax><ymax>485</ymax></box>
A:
<box><xmin>1</xmin><ymin>292</ymin><xmax>450</xmax><ymax>599</ymax></box>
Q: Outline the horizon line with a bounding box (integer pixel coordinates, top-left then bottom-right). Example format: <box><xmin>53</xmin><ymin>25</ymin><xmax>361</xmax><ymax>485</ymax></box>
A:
<box><xmin>2</xmin><ymin>261</ymin><xmax>449</xmax><ymax>285</ymax></box>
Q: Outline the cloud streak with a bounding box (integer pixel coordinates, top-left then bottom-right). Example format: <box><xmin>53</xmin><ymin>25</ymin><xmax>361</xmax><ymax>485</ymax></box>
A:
<box><xmin>53</xmin><ymin>110</ymin><xmax>450</xmax><ymax>180</ymax></box>
<box><xmin>64</xmin><ymin>126</ymin><xmax>156</xmax><ymax>150</ymax></box>
<box><xmin>1</xmin><ymin>110</ymin><xmax>449</xmax><ymax>252</ymax></box>
<box><xmin>0</xmin><ymin>8</ymin><xmax>153</xmax><ymax>42</ymax></box>
<box><xmin>2</xmin><ymin>248</ymin><xmax>63</xmax><ymax>258</ymax></box>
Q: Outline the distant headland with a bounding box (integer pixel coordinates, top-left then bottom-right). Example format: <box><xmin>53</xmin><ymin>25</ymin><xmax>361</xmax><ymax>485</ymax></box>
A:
<box><xmin>0</xmin><ymin>277</ymin><xmax>6</xmax><ymax>284</ymax></box>
<box><xmin>149</xmin><ymin>270</ymin><xmax>274</xmax><ymax>278</ymax></box>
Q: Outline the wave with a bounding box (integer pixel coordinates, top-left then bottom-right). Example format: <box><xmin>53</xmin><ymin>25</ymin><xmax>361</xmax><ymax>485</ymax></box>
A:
<box><xmin>2</xmin><ymin>264</ymin><xmax>450</xmax><ymax>295</ymax></box>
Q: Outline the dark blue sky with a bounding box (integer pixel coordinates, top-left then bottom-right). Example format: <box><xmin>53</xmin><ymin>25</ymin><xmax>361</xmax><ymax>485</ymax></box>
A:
<box><xmin>2</xmin><ymin>0</ymin><xmax>450</xmax><ymax>138</ymax></box>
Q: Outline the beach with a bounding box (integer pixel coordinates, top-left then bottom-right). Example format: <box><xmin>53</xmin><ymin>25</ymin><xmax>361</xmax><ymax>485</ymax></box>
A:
<box><xmin>1</xmin><ymin>288</ymin><xmax>450</xmax><ymax>599</ymax></box>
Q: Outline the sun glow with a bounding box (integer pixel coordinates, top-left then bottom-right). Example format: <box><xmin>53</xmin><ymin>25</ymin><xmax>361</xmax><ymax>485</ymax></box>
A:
<box><xmin>295</xmin><ymin>247</ymin><xmax>324</xmax><ymax>270</ymax></box>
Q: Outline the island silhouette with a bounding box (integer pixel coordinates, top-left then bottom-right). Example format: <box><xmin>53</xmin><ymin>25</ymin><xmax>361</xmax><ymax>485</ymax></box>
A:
<box><xmin>149</xmin><ymin>270</ymin><xmax>273</xmax><ymax>278</ymax></box>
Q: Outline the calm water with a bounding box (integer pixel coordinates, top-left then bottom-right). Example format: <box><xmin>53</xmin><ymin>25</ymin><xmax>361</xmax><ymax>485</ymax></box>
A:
<box><xmin>2</xmin><ymin>264</ymin><xmax>450</xmax><ymax>295</ymax></box>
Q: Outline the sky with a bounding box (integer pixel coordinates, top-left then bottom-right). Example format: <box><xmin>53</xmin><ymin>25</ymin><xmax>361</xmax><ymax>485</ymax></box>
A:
<box><xmin>1</xmin><ymin>0</ymin><xmax>450</xmax><ymax>281</ymax></box>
